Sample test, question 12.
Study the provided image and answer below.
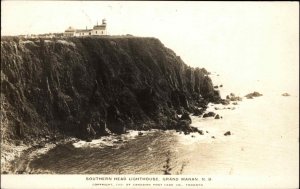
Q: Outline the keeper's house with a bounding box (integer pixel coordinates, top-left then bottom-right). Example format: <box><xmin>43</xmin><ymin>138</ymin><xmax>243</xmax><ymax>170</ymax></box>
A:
<box><xmin>64</xmin><ymin>19</ymin><xmax>107</xmax><ymax>37</ymax></box>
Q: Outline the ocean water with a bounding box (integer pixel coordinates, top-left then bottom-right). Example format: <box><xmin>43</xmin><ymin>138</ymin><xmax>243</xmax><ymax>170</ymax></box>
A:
<box><xmin>27</xmin><ymin>73</ymin><xmax>299</xmax><ymax>186</ymax></box>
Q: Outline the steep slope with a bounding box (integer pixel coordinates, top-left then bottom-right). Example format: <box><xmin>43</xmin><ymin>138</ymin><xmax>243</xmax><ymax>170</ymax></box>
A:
<box><xmin>1</xmin><ymin>36</ymin><xmax>220</xmax><ymax>143</ymax></box>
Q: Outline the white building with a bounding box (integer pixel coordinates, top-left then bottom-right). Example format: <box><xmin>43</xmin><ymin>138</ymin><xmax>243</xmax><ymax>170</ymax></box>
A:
<box><xmin>74</xmin><ymin>28</ymin><xmax>92</xmax><ymax>36</ymax></box>
<box><xmin>91</xmin><ymin>19</ymin><xmax>107</xmax><ymax>35</ymax></box>
<box><xmin>64</xmin><ymin>26</ymin><xmax>76</xmax><ymax>37</ymax></box>
<box><xmin>64</xmin><ymin>19</ymin><xmax>107</xmax><ymax>37</ymax></box>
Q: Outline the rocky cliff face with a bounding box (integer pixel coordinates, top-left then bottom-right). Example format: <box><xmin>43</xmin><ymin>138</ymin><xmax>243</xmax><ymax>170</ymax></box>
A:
<box><xmin>1</xmin><ymin>36</ymin><xmax>220</xmax><ymax>143</ymax></box>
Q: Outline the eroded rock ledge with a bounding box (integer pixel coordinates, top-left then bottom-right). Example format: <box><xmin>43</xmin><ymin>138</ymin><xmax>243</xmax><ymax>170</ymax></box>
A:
<box><xmin>1</xmin><ymin>36</ymin><xmax>221</xmax><ymax>143</ymax></box>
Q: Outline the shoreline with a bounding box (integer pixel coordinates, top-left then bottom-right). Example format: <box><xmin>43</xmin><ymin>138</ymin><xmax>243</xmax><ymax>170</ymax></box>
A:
<box><xmin>1</xmin><ymin>100</ymin><xmax>230</xmax><ymax>174</ymax></box>
<box><xmin>1</xmin><ymin>90</ymin><xmax>267</xmax><ymax>174</ymax></box>
<box><xmin>1</xmin><ymin>137</ymin><xmax>79</xmax><ymax>174</ymax></box>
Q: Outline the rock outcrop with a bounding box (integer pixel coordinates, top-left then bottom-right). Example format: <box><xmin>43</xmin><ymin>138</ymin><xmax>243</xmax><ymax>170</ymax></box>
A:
<box><xmin>203</xmin><ymin>112</ymin><xmax>216</xmax><ymax>118</ymax></box>
<box><xmin>224</xmin><ymin>131</ymin><xmax>231</xmax><ymax>136</ymax></box>
<box><xmin>1</xmin><ymin>36</ymin><xmax>220</xmax><ymax>143</ymax></box>
<box><xmin>226</xmin><ymin>93</ymin><xmax>242</xmax><ymax>101</ymax></box>
<box><xmin>282</xmin><ymin>93</ymin><xmax>290</xmax><ymax>97</ymax></box>
<box><xmin>245</xmin><ymin>91</ymin><xmax>263</xmax><ymax>99</ymax></box>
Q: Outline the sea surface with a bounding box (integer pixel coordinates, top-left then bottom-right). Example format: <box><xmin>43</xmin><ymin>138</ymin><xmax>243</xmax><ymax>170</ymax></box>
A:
<box><xmin>27</xmin><ymin>73</ymin><xmax>299</xmax><ymax>186</ymax></box>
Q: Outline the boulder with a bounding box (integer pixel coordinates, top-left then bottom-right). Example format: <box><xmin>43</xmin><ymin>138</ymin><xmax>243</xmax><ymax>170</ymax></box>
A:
<box><xmin>224</xmin><ymin>131</ymin><xmax>231</xmax><ymax>136</ymax></box>
<box><xmin>138</xmin><ymin>131</ymin><xmax>143</xmax><ymax>136</ymax></box>
<box><xmin>215</xmin><ymin>114</ymin><xmax>220</xmax><ymax>119</ymax></box>
<box><xmin>220</xmin><ymin>99</ymin><xmax>230</xmax><ymax>105</ymax></box>
<box><xmin>245</xmin><ymin>91</ymin><xmax>263</xmax><ymax>99</ymax></box>
<box><xmin>190</xmin><ymin>126</ymin><xmax>199</xmax><ymax>133</ymax></box>
<box><xmin>282</xmin><ymin>93</ymin><xmax>290</xmax><ymax>97</ymax></box>
<box><xmin>180</xmin><ymin>112</ymin><xmax>192</xmax><ymax>123</ymax></box>
<box><xmin>197</xmin><ymin>130</ymin><xmax>204</xmax><ymax>135</ymax></box>
<box><xmin>176</xmin><ymin>120</ymin><xmax>191</xmax><ymax>131</ymax></box>
<box><xmin>203</xmin><ymin>112</ymin><xmax>216</xmax><ymax>118</ymax></box>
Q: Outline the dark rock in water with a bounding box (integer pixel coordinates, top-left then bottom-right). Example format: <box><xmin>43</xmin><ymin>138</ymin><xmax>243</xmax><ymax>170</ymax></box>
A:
<box><xmin>245</xmin><ymin>91</ymin><xmax>263</xmax><ymax>99</ymax></box>
<box><xmin>176</xmin><ymin>120</ymin><xmax>191</xmax><ymax>130</ymax></box>
<box><xmin>225</xmin><ymin>93</ymin><xmax>242</xmax><ymax>101</ymax></box>
<box><xmin>191</xmin><ymin>135</ymin><xmax>195</xmax><ymax>138</ymax></box>
<box><xmin>220</xmin><ymin>99</ymin><xmax>230</xmax><ymax>105</ymax></box>
<box><xmin>198</xmin><ymin>130</ymin><xmax>204</xmax><ymax>135</ymax></box>
<box><xmin>211</xmin><ymin>136</ymin><xmax>215</xmax><ymax>139</ymax></box>
<box><xmin>180</xmin><ymin>112</ymin><xmax>192</xmax><ymax>123</ymax></box>
<box><xmin>232</xmin><ymin>102</ymin><xmax>238</xmax><ymax>105</ymax></box>
<box><xmin>190</xmin><ymin>126</ymin><xmax>199</xmax><ymax>133</ymax></box>
<box><xmin>214</xmin><ymin>85</ymin><xmax>219</xmax><ymax>89</ymax></box>
<box><xmin>176</xmin><ymin>119</ymin><xmax>199</xmax><ymax>134</ymax></box>
<box><xmin>184</xmin><ymin>131</ymin><xmax>190</xmax><ymax>135</ymax></box>
<box><xmin>219</xmin><ymin>85</ymin><xmax>223</xmax><ymax>87</ymax></box>
<box><xmin>215</xmin><ymin>114</ymin><xmax>220</xmax><ymax>119</ymax></box>
<box><xmin>138</xmin><ymin>131</ymin><xmax>143</xmax><ymax>136</ymax></box>
<box><xmin>282</xmin><ymin>93</ymin><xmax>290</xmax><ymax>97</ymax></box>
<box><xmin>206</xmin><ymin>131</ymin><xmax>209</xmax><ymax>133</ymax></box>
<box><xmin>224</xmin><ymin>131</ymin><xmax>231</xmax><ymax>136</ymax></box>
<box><xmin>203</xmin><ymin>112</ymin><xmax>216</xmax><ymax>118</ymax></box>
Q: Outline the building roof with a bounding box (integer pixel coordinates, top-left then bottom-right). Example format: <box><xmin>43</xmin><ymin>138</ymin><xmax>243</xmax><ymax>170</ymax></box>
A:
<box><xmin>93</xmin><ymin>25</ymin><xmax>106</xmax><ymax>30</ymax></box>
<box><xmin>75</xmin><ymin>29</ymin><xmax>92</xmax><ymax>33</ymax></box>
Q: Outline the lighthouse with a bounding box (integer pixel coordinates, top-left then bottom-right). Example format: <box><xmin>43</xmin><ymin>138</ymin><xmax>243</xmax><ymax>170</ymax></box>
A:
<box><xmin>92</xmin><ymin>18</ymin><xmax>107</xmax><ymax>35</ymax></box>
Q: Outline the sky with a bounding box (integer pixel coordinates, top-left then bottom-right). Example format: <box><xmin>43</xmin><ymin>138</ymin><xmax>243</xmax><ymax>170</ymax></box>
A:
<box><xmin>1</xmin><ymin>1</ymin><xmax>299</xmax><ymax>94</ymax></box>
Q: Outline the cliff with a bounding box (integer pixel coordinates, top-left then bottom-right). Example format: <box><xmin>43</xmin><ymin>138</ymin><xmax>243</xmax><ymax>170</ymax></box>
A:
<box><xmin>1</xmin><ymin>36</ymin><xmax>220</xmax><ymax>143</ymax></box>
